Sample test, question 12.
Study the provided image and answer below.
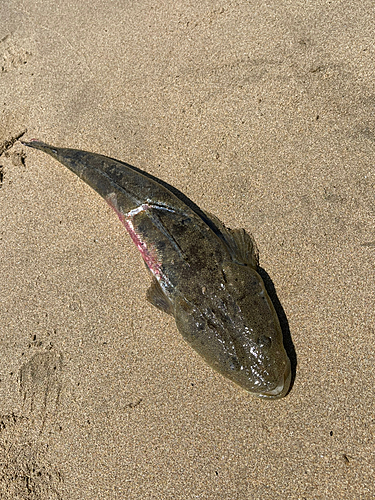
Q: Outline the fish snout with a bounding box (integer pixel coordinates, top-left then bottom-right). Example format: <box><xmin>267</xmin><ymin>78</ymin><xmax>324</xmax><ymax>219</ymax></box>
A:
<box><xmin>257</xmin><ymin>357</ymin><xmax>291</xmax><ymax>399</ymax></box>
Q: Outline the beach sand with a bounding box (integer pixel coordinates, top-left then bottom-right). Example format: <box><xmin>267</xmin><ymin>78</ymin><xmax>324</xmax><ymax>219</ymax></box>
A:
<box><xmin>1</xmin><ymin>1</ymin><xmax>374</xmax><ymax>498</ymax></box>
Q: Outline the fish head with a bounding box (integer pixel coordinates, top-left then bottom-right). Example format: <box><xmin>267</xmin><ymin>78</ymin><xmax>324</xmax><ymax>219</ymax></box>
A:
<box><xmin>174</xmin><ymin>261</ymin><xmax>291</xmax><ymax>399</ymax></box>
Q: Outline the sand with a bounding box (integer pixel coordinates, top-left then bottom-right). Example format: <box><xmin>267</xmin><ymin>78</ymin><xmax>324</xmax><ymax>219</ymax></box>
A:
<box><xmin>1</xmin><ymin>1</ymin><xmax>374</xmax><ymax>498</ymax></box>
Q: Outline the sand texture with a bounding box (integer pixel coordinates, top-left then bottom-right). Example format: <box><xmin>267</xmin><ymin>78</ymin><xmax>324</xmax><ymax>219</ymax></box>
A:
<box><xmin>1</xmin><ymin>1</ymin><xmax>374</xmax><ymax>498</ymax></box>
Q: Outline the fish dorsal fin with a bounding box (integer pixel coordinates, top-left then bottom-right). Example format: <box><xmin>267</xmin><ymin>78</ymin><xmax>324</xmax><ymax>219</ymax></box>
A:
<box><xmin>204</xmin><ymin>211</ymin><xmax>259</xmax><ymax>268</ymax></box>
<box><xmin>146</xmin><ymin>277</ymin><xmax>173</xmax><ymax>315</ymax></box>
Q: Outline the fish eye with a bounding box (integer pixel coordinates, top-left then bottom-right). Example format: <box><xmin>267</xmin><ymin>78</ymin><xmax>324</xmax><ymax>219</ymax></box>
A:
<box><xmin>257</xmin><ymin>335</ymin><xmax>272</xmax><ymax>349</ymax></box>
<box><xmin>229</xmin><ymin>356</ymin><xmax>241</xmax><ymax>371</ymax></box>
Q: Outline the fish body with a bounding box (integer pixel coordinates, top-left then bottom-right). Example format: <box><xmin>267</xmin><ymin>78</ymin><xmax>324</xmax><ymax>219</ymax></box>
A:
<box><xmin>23</xmin><ymin>140</ymin><xmax>291</xmax><ymax>398</ymax></box>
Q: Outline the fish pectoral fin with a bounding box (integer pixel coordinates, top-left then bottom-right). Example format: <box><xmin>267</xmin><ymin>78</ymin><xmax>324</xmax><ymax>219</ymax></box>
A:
<box><xmin>227</xmin><ymin>227</ymin><xmax>259</xmax><ymax>268</ymax></box>
<box><xmin>204</xmin><ymin>211</ymin><xmax>259</xmax><ymax>268</ymax></box>
<box><xmin>146</xmin><ymin>277</ymin><xmax>173</xmax><ymax>315</ymax></box>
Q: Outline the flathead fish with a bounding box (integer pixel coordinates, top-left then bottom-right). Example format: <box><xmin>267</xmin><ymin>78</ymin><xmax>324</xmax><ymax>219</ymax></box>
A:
<box><xmin>22</xmin><ymin>140</ymin><xmax>291</xmax><ymax>398</ymax></box>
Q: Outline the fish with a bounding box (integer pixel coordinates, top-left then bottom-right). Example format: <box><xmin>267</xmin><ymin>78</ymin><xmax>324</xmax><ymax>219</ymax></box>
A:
<box><xmin>22</xmin><ymin>140</ymin><xmax>291</xmax><ymax>399</ymax></box>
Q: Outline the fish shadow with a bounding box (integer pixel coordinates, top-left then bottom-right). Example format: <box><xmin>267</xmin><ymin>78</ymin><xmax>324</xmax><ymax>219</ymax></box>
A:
<box><xmin>257</xmin><ymin>267</ymin><xmax>297</xmax><ymax>395</ymax></box>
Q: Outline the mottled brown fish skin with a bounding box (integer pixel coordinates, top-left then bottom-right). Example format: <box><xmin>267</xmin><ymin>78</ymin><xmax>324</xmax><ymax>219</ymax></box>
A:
<box><xmin>23</xmin><ymin>140</ymin><xmax>291</xmax><ymax>399</ymax></box>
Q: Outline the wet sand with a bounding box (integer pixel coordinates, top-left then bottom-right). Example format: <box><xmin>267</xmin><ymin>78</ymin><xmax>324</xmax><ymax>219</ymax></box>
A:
<box><xmin>1</xmin><ymin>1</ymin><xmax>374</xmax><ymax>498</ymax></box>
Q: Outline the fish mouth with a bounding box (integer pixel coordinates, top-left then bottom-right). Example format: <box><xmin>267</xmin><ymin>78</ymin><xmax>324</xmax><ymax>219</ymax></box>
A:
<box><xmin>257</xmin><ymin>358</ymin><xmax>292</xmax><ymax>400</ymax></box>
